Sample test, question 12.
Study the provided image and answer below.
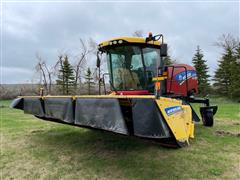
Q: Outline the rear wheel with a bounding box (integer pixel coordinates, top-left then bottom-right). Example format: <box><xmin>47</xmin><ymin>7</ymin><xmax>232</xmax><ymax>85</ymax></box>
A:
<box><xmin>202</xmin><ymin>111</ymin><xmax>213</xmax><ymax>127</ymax></box>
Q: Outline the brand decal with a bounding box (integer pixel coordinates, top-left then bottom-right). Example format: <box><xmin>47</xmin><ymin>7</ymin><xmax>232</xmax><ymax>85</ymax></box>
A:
<box><xmin>165</xmin><ymin>106</ymin><xmax>182</xmax><ymax>116</ymax></box>
<box><xmin>175</xmin><ymin>70</ymin><xmax>197</xmax><ymax>85</ymax></box>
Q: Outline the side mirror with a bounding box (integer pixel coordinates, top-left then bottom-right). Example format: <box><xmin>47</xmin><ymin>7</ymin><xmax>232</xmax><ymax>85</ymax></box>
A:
<box><xmin>96</xmin><ymin>53</ymin><xmax>101</xmax><ymax>68</ymax></box>
<box><xmin>160</xmin><ymin>44</ymin><xmax>168</xmax><ymax>57</ymax></box>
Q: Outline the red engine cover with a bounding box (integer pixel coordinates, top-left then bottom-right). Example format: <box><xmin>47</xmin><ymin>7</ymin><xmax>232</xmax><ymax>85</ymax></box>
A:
<box><xmin>166</xmin><ymin>64</ymin><xmax>198</xmax><ymax>97</ymax></box>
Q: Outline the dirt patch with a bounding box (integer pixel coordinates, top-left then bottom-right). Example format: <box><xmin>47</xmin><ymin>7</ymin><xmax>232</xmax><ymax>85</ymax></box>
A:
<box><xmin>216</xmin><ymin>119</ymin><xmax>240</xmax><ymax>126</ymax></box>
<box><xmin>215</xmin><ymin>130</ymin><xmax>240</xmax><ymax>137</ymax></box>
<box><xmin>197</xmin><ymin>138</ymin><xmax>211</xmax><ymax>146</ymax></box>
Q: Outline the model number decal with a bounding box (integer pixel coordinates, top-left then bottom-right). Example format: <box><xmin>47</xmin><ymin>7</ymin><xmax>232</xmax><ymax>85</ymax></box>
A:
<box><xmin>175</xmin><ymin>70</ymin><xmax>197</xmax><ymax>85</ymax></box>
<box><xmin>165</xmin><ymin>106</ymin><xmax>182</xmax><ymax>116</ymax></box>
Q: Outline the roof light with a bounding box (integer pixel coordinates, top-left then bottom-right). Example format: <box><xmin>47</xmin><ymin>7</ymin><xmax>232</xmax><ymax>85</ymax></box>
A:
<box><xmin>118</xmin><ymin>40</ymin><xmax>123</xmax><ymax>44</ymax></box>
<box><xmin>113</xmin><ymin>40</ymin><xmax>117</xmax><ymax>44</ymax></box>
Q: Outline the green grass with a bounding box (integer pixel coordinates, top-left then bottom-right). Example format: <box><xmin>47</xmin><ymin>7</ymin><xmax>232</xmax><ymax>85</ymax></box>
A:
<box><xmin>1</xmin><ymin>98</ymin><xmax>239</xmax><ymax>179</ymax></box>
<box><xmin>192</xmin><ymin>97</ymin><xmax>240</xmax><ymax>120</ymax></box>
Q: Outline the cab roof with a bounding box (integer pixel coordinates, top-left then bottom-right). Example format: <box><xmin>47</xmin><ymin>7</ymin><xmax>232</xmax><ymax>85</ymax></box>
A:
<box><xmin>98</xmin><ymin>36</ymin><xmax>161</xmax><ymax>51</ymax></box>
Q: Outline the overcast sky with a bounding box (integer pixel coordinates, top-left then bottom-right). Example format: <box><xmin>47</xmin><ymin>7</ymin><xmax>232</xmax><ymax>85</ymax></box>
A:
<box><xmin>1</xmin><ymin>1</ymin><xmax>239</xmax><ymax>84</ymax></box>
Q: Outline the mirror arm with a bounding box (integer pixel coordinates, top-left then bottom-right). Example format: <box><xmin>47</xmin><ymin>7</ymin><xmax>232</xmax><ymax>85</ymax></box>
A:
<box><xmin>96</xmin><ymin>51</ymin><xmax>101</xmax><ymax>68</ymax></box>
<box><xmin>96</xmin><ymin>51</ymin><xmax>102</xmax><ymax>94</ymax></box>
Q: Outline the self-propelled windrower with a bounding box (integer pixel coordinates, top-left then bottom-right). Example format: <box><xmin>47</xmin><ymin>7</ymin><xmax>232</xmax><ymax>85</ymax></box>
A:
<box><xmin>11</xmin><ymin>33</ymin><xmax>217</xmax><ymax>147</ymax></box>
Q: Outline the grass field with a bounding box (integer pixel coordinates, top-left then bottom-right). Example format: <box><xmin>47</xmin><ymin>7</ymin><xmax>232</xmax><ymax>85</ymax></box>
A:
<box><xmin>1</xmin><ymin>98</ymin><xmax>239</xmax><ymax>179</ymax></box>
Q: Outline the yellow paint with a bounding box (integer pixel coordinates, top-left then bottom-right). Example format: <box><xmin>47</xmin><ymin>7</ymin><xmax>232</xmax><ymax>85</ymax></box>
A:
<box><xmin>75</xmin><ymin>95</ymin><xmax>155</xmax><ymax>99</ymax></box>
<box><xmin>163</xmin><ymin>71</ymin><xmax>168</xmax><ymax>76</ymax></box>
<box><xmin>152</xmin><ymin>76</ymin><xmax>167</xmax><ymax>81</ymax></box>
<box><xmin>19</xmin><ymin>95</ymin><xmax>156</xmax><ymax>99</ymax></box>
<box><xmin>155</xmin><ymin>97</ymin><xmax>194</xmax><ymax>143</ymax></box>
<box><xmin>99</xmin><ymin>36</ymin><xmax>161</xmax><ymax>49</ymax></box>
<box><xmin>18</xmin><ymin>96</ymin><xmax>42</xmax><ymax>98</ymax></box>
<box><xmin>109</xmin><ymin>91</ymin><xmax>116</xmax><ymax>95</ymax></box>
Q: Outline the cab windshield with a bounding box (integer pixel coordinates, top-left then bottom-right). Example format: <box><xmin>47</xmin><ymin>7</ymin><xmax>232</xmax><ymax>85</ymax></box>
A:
<box><xmin>106</xmin><ymin>45</ymin><xmax>161</xmax><ymax>92</ymax></box>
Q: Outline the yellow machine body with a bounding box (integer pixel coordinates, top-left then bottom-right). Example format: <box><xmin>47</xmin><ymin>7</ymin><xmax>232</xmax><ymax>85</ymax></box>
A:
<box><xmin>155</xmin><ymin>97</ymin><xmax>194</xmax><ymax>144</ymax></box>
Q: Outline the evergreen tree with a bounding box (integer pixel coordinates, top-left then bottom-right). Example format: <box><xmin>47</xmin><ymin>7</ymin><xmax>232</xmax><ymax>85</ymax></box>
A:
<box><xmin>214</xmin><ymin>37</ymin><xmax>240</xmax><ymax>99</ymax></box>
<box><xmin>231</xmin><ymin>44</ymin><xmax>240</xmax><ymax>98</ymax></box>
<box><xmin>84</xmin><ymin>67</ymin><xmax>95</xmax><ymax>95</ymax></box>
<box><xmin>192</xmin><ymin>46</ymin><xmax>210</xmax><ymax>95</ymax></box>
<box><xmin>164</xmin><ymin>55</ymin><xmax>174</xmax><ymax>65</ymax></box>
<box><xmin>214</xmin><ymin>48</ymin><xmax>234</xmax><ymax>97</ymax></box>
<box><xmin>56</xmin><ymin>55</ymin><xmax>75</xmax><ymax>95</ymax></box>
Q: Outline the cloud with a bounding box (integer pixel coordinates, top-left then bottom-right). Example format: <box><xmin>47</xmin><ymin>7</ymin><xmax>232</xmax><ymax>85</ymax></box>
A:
<box><xmin>1</xmin><ymin>66</ymin><xmax>34</xmax><ymax>84</ymax></box>
<box><xmin>2</xmin><ymin>2</ymin><xmax>239</xmax><ymax>83</ymax></box>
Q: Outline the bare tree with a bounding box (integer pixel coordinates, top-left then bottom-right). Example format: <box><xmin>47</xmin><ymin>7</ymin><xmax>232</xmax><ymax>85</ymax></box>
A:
<box><xmin>35</xmin><ymin>54</ymin><xmax>47</xmax><ymax>93</ymax></box>
<box><xmin>132</xmin><ymin>30</ymin><xmax>144</xmax><ymax>37</ymax></box>
<box><xmin>88</xmin><ymin>37</ymin><xmax>98</xmax><ymax>55</ymax></box>
<box><xmin>54</xmin><ymin>55</ymin><xmax>64</xmax><ymax>76</ymax></box>
<box><xmin>35</xmin><ymin>53</ymin><xmax>54</xmax><ymax>94</ymax></box>
<box><xmin>73</xmin><ymin>38</ymin><xmax>90</xmax><ymax>91</ymax></box>
<box><xmin>215</xmin><ymin>34</ymin><xmax>239</xmax><ymax>51</ymax></box>
<box><xmin>88</xmin><ymin>37</ymin><xmax>100</xmax><ymax>81</ymax></box>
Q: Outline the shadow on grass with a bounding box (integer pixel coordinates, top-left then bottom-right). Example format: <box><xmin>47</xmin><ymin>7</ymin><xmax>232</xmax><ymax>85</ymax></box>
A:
<box><xmin>29</xmin><ymin>126</ymin><xmax>171</xmax><ymax>153</ymax></box>
<box><xmin>27</xmin><ymin>127</ymin><xmax>178</xmax><ymax>178</ymax></box>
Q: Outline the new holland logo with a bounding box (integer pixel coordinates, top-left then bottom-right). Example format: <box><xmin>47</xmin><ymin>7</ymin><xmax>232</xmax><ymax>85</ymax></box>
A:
<box><xmin>165</xmin><ymin>106</ymin><xmax>182</xmax><ymax>116</ymax></box>
<box><xmin>175</xmin><ymin>70</ymin><xmax>197</xmax><ymax>85</ymax></box>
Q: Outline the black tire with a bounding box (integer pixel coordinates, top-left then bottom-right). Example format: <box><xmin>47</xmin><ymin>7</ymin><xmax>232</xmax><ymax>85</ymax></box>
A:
<box><xmin>202</xmin><ymin>111</ymin><xmax>214</xmax><ymax>127</ymax></box>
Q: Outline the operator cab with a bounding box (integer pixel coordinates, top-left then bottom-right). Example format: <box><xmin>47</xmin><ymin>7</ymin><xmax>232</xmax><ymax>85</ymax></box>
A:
<box><xmin>97</xmin><ymin>34</ymin><xmax>167</xmax><ymax>95</ymax></box>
